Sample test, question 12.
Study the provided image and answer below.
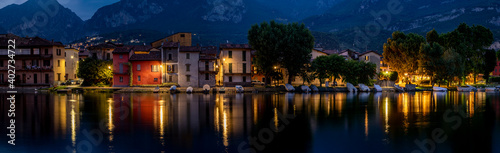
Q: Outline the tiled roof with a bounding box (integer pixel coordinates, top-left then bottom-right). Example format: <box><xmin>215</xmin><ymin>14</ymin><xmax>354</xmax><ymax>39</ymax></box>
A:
<box><xmin>112</xmin><ymin>46</ymin><xmax>133</xmax><ymax>54</ymax></box>
<box><xmin>201</xmin><ymin>46</ymin><xmax>218</xmax><ymax>55</ymax></box>
<box><xmin>200</xmin><ymin>55</ymin><xmax>218</xmax><ymax>60</ymax></box>
<box><xmin>79</xmin><ymin>50</ymin><xmax>89</xmax><ymax>56</ymax></box>
<box><xmin>360</xmin><ymin>50</ymin><xmax>381</xmax><ymax>56</ymax></box>
<box><xmin>180</xmin><ymin>46</ymin><xmax>201</xmax><ymax>52</ymax></box>
<box><xmin>322</xmin><ymin>50</ymin><xmax>338</xmax><ymax>55</ymax></box>
<box><xmin>129</xmin><ymin>51</ymin><xmax>161</xmax><ymax>61</ymax></box>
<box><xmin>0</xmin><ymin>34</ymin><xmax>64</xmax><ymax>47</ymax></box>
<box><xmin>220</xmin><ymin>44</ymin><xmax>251</xmax><ymax>49</ymax></box>
<box><xmin>133</xmin><ymin>45</ymin><xmax>152</xmax><ymax>52</ymax></box>
<box><xmin>162</xmin><ymin>42</ymin><xmax>179</xmax><ymax>48</ymax></box>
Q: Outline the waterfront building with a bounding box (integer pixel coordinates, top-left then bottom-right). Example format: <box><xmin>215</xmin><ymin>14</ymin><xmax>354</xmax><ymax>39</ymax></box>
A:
<box><xmin>112</xmin><ymin>46</ymin><xmax>133</xmax><ymax>87</ymax></box>
<box><xmin>64</xmin><ymin>48</ymin><xmax>79</xmax><ymax>80</ymax></box>
<box><xmin>130</xmin><ymin>46</ymin><xmax>162</xmax><ymax>86</ymax></box>
<box><xmin>86</xmin><ymin>42</ymin><xmax>118</xmax><ymax>60</ymax></box>
<box><xmin>199</xmin><ymin>46</ymin><xmax>218</xmax><ymax>87</ymax></box>
<box><xmin>0</xmin><ymin>34</ymin><xmax>65</xmax><ymax>86</ymax></box>
<box><xmin>218</xmin><ymin>44</ymin><xmax>252</xmax><ymax>87</ymax></box>
<box><xmin>178</xmin><ymin>46</ymin><xmax>200</xmax><ymax>87</ymax></box>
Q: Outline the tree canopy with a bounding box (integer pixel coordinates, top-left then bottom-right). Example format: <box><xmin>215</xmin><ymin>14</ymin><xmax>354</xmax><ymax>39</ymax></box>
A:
<box><xmin>248</xmin><ymin>20</ymin><xmax>314</xmax><ymax>85</ymax></box>
<box><xmin>77</xmin><ymin>58</ymin><xmax>113</xmax><ymax>86</ymax></box>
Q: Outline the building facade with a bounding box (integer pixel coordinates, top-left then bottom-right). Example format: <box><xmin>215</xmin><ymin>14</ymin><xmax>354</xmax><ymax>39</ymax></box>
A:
<box><xmin>112</xmin><ymin>46</ymin><xmax>133</xmax><ymax>87</ymax></box>
<box><xmin>178</xmin><ymin>46</ymin><xmax>200</xmax><ymax>87</ymax></box>
<box><xmin>199</xmin><ymin>46</ymin><xmax>218</xmax><ymax>87</ymax></box>
<box><xmin>218</xmin><ymin>44</ymin><xmax>252</xmax><ymax>87</ymax></box>
<box><xmin>65</xmin><ymin>48</ymin><xmax>79</xmax><ymax>80</ymax></box>
<box><xmin>130</xmin><ymin>48</ymin><xmax>162</xmax><ymax>86</ymax></box>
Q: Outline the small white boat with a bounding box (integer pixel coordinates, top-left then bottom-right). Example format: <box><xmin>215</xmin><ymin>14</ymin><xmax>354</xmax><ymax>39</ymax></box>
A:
<box><xmin>457</xmin><ymin>86</ymin><xmax>472</xmax><ymax>92</ymax></box>
<box><xmin>485</xmin><ymin>87</ymin><xmax>496</xmax><ymax>91</ymax></box>
<box><xmin>358</xmin><ymin>84</ymin><xmax>370</xmax><ymax>92</ymax></box>
<box><xmin>374</xmin><ymin>84</ymin><xmax>383</xmax><ymax>92</ymax></box>
<box><xmin>169</xmin><ymin>85</ymin><xmax>177</xmax><ymax>93</ymax></box>
<box><xmin>235</xmin><ymin>85</ymin><xmax>244</xmax><ymax>93</ymax></box>
<box><xmin>186</xmin><ymin>86</ymin><xmax>193</xmax><ymax>93</ymax></box>
<box><xmin>203</xmin><ymin>84</ymin><xmax>211</xmax><ymax>93</ymax></box>
<box><xmin>301</xmin><ymin>85</ymin><xmax>311</xmax><ymax>93</ymax></box>
<box><xmin>346</xmin><ymin>83</ymin><xmax>357</xmax><ymax>92</ymax></box>
<box><xmin>467</xmin><ymin>85</ymin><xmax>477</xmax><ymax>91</ymax></box>
<box><xmin>394</xmin><ymin>85</ymin><xmax>405</xmax><ymax>92</ymax></box>
<box><xmin>153</xmin><ymin>85</ymin><xmax>160</xmax><ymax>93</ymax></box>
<box><xmin>433</xmin><ymin>86</ymin><xmax>447</xmax><ymax>92</ymax></box>
<box><xmin>310</xmin><ymin>85</ymin><xmax>319</xmax><ymax>92</ymax></box>
<box><xmin>478</xmin><ymin>87</ymin><xmax>486</xmax><ymax>92</ymax></box>
<box><xmin>285</xmin><ymin>84</ymin><xmax>295</xmax><ymax>92</ymax></box>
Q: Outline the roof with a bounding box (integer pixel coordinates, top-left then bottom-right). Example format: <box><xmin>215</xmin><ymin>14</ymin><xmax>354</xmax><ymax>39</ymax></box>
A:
<box><xmin>360</xmin><ymin>50</ymin><xmax>381</xmax><ymax>56</ymax></box>
<box><xmin>220</xmin><ymin>44</ymin><xmax>251</xmax><ymax>49</ymax></box>
<box><xmin>322</xmin><ymin>50</ymin><xmax>338</xmax><ymax>55</ymax></box>
<box><xmin>133</xmin><ymin>45</ymin><xmax>152</xmax><ymax>52</ymax></box>
<box><xmin>0</xmin><ymin>34</ymin><xmax>64</xmax><ymax>47</ymax></box>
<box><xmin>180</xmin><ymin>46</ymin><xmax>201</xmax><ymax>52</ymax></box>
<box><xmin>129</xmin><ymin>51</ymin><xmax>161</xmax><ymax>61</ymax></box>
<box><xmin>200</xmin><ymin>55</ymin><xmax>218</xmax><ymax>60</ymax></box>
<box><xmin>79</xmin><ymin>50</ymin><xmax>89</xmax><ymax>57</ymax></box>
<box><xmin>201</xmin><ymin>46</ymin><xmax>218</xmax><ymax>55</ymax></box>
<box><xmin>162</xmin><ymin>42</ymin><xmax>179</xmax><ymax>48</ymax></box>
<box><xmin>112</xmin><ymin>46</ymin><xmax>133</xmax><ymax>54</ymax></box>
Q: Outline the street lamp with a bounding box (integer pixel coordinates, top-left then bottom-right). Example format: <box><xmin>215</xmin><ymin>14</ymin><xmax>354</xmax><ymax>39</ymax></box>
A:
<box><xmin>108</xmin><ymin>66</ymin><xmax>111</xmax><ymax>69</ymax></box>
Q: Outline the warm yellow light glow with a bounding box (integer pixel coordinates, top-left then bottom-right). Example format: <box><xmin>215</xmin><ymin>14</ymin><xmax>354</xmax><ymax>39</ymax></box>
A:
<box><xmin>274</xmin><ymin>108</ymin><xmax>279</xmax><ymax>131</ymax></box>
<box><xmin>364</xmin><ymin>107</ymin><xmax>368</xmax><ymax>137</ymax></box>
<box><xmin>223</xmin><ymin>109</ymin><xmax>228</xmax><ymax>147</ymax></box>
<box><xmin>274</xmin><ymin>66</ymin><xmax>277</xmax><ymax>69</ymax></box>
<box><xmin>71</xmin><ymin>56</ymin><xmax>74</xmax><ymax>59</ymax></box>
<box><xmin>385</xmin><ymin>71</ymin><xmax>389</xmax><ymax>74</ymax></box>
<box><xmin>108</xmin><ymin>98</ymin><xmax>114</xmax><ymax>142</ymax></box>
<box><xmin>71</xmin><ymin>105</ymin><xmax>76</xmax><ymax>147</ymax></box>
<box><xmin>223</xmin><ymin>58</ymin><xmax>226</xmax><ymax>61</ymax></box>
<box><xmin>384</xmin><ymin>97</ymin><xmax>389</xmax><ymax>134</ymax></box>
<box><xmin>108</xmin><ymin>66</ymin><xmax>111</xmax><ymax>69</ymax></box>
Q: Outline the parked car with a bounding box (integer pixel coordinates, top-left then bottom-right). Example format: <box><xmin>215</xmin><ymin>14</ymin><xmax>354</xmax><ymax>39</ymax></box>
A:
<box><xmin>251</xmin><ymin>80</ymin><xmax>265</xmax><ymax>86</ymax></box>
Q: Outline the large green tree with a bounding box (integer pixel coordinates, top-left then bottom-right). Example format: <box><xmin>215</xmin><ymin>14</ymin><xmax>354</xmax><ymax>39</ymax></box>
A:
<box><xmin>311</xmin><ymin>55</ymin><xmax>331</xmax><ymax>86</ymax></box>
<box><xmin>419</xmin><ymin>42</ymin><xmax>446</xmax><ymax>86</ymax></box>
<box><xmin>248</xmin><ymin>20</ymin><xmax>314</xmax><ymax>85</ymax></box>
<box><xmin>78</xmin><ymin>58</ymin><xmax>113</xmax><ymax>86</ymax></box>
<box><xmin>383</xmin><ymin>31</ymin><xmax>425</xmax><ymax>80</ymax></box>
<box><xmin>482</xmin><ymin>49</ymin><xmax>497</xmax><ymax>83</ymax></box>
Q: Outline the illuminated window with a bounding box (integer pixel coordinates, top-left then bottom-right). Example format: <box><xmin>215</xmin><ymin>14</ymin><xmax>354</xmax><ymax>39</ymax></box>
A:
<box><xmin>151</xmin><ymin>65</ymin><xmax>158</xmax><ymax>72</ymax></box>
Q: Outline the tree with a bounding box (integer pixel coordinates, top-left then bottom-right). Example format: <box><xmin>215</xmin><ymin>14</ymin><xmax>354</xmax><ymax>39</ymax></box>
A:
<box><xmin>482</xmin><ymin>49</ymin><xmax>497</xmax><ymax>83</ymax></box>
<box><xmin>78</xmin><ymin>58</ymin><xmax>113</xmax><ymax>86</ymax></box>
<box><xmin>327</xmin><ymin>54</ymin><xmax>346</xmax><ymax>84</ymax></box>
<box><xmin>248</xmin><ymin>21</ymin><xmax>281</xmax><ymax>85</ymax></box>
<box><xmin>442</xmin><ymin>49</ymin><xmax>463</xmax><ymax>87</ymax></box>
<box><xmin>383</xmin><ymin>31</ymin><xmax>425</xmax><ymax>80</ymax></box>
<box><xmin>419</xmin><ymin>42</ymin><xmax>446</xmax><ymax>87</ymax></box>
<box><xmin>281</xmin><ymin>23</ymin><xmax>315</xmax><ymax>84</ymax></box>
<box><xmin>358</xmin><ymin>62</ymin><xmax>377</xmax><ymax>85</ymax></box>
<box><xmin>248</xmin><ymin>20</ymin><xmax>314</xmax><ymax>85</ymax></box>
<box><xmin>341</xmin><ymin>60</ymin><xmax>362</xmax><ymax>85</ymax></box>
<box><xmin>311</xmin><ymin>55</ymin><xmax>331</xmax><ymax>87</ymax></box>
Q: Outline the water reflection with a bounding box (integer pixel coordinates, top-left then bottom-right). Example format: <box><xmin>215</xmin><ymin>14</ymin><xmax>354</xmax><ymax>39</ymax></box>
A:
<box><xmin>0</xmin><ymin>91</ymin><xmax>499</xmax><ymax>153</ymax></box>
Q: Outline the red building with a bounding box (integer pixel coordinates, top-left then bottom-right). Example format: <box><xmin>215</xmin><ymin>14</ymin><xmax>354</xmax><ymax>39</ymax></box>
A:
<box><xmin>129</xmin><ymin>47</ymin><xmax>162</xmax><ymax>86</ymax></box>
<box><xmin>112</xmin><ymin>46</ymin><xmax>133</xmax><ymax>87</ymax></box>
<box><xmin>493</xmin><ymin>61</ymin><xmax>500</xmax><ymax>77</ymax></box>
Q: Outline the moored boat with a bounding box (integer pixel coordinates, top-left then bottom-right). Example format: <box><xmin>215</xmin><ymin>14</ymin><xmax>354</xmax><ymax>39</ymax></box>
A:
<box><xmin>358</xmin><ymin>84</ymin><xmax>370</xmax><ymax>92</ymax></box>
<box><xmin>235</xmin><ymin>85</ymin><xmax>244</xmax><ymax>93</ymax></box>
<box><xmin>186</xmin><ymin>87</ymin><xmax>193</xmax><ymax>93</ymax></box>
<box><xmin>394</xmin><ymin>85</ymin><xmax>405</xmax><ymax>92</ymax></box>
<box><xmin>374</xmin><ymin>84</ymin><xmax>383</xmax><ymax>92</ymax></box>
<box><xmin>433</xmin><ymin>86</ymin><xmax>447</xmax><ymax>92</ymax></box>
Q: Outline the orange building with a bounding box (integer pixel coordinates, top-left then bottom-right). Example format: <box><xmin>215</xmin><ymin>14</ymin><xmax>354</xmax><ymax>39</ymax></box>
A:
<box><xmin>151</xmin><ymin>32</ymin><xmax>192</xmax><ymax>48</ymax></box>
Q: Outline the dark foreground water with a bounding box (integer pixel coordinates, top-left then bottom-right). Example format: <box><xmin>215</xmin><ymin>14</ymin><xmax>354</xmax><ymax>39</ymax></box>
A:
<box><xmin>1</xmin><ymin>91</ymin><xmax>500</xmax><ymax>153</ymax></box>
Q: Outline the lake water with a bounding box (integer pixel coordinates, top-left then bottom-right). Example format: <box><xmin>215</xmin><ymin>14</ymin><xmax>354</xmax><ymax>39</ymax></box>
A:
<box><xmin>1</xmin><ymin>91</ymin><xmax>500</xmax><ymax>153</ymax></box>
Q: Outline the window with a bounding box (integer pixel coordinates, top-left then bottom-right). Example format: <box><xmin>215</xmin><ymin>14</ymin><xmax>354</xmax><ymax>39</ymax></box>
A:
<box><xmin>119</xmin><ymin>77</ymin><xmax>123</xmax><ymax>82</ymax></box>
<box><xmin>58</xmin><ymin>60</ymin><xmax>60</xmax><ymax>67</ymax></box>
<box><xmin>154</xmin><ymin>78</ymin><xmax>158</xmax><ymax>82</ymax></box>
<box><xmin>119</xmin><ymin>63</ymin><xmax>123</xmax><ymax>73</ymax></box>
<box><xmin>205</xmin><ymin>61</ymin><xmax>209</xmax><ymax>71</ymax></box>
<box><xmin>56</xmin><ymin>49</ymin><xmax>61</xmax><ymax>56</ymax></box>
<box><xmin>22</xmin><ymin>74</ymin><xmax>26</xmax><ymax>83</ymax></box>
<box><xmin>229</xmin><ymin>63</ymin><xmax>232</xmax><ymax>73</ymax></box>
<box><xmin>229</xmin><ymin>76</ymin><xmax>232</xmax><ymax>82</ymax></box>
<box><xmin>138</xmin><ymin>75</ymin><xmax>141</xmax><ymax>81</ymax></box>
<box><xmin>137</xmin><ymin>64</ymin><xmax>141</xmax><ymax>71</ymax></box>
<box><xmin>186</xmin><ymin>53</ymin><xmax>190</xmax><ymax>59</ymax></box>
<box><xmin>228</xmin><ymin>51</ymin><xmax>232</xmax><ymax>58</ymax></box>
<box><xmin>22</xmin><ymin>60</ymin><xmax>26</xmax><ymax>68</ymax></box>
<box><xmin>45</xmin><ymin>49</ymin><xmax>49</xmax><ymax>55</ymax></box>
<box><xmin>243</xmin><ymin>76</ymin><xmax>247</xmax><ymax>82</ymax></box>
<box><xmin>169</xmin><ymin>76</ymin><xmax>173</xmax><ymax>82</ymax></box>
<box><xmin>65</xmin><ymin>61</ymin><xmax>66</xmax><ymax>67</ymax></box>
<box><xmin>205</xmin><ymin>73</ymin><xmax>209</xmax><ymax>80</ymax></box>
<box><xmin>107</xmin><ymin>53</ymin><xmax>110</xmax><ymax>60</ymax></box>
<box><xmin>65</xmin><ymin>52</ymin><xmax>67</xmax><ymax>57</ymax></box>
<box><xmin>1</xmin><ymin>74</ymin><xmax>4</xmax><ymax>83</ymax></box>
<box><xmin>45</xmin><ymin>74</ymin><xmax>49</xmax><ymax>83</ymax></box>
<box><xmin>181</xmin><ymin>34</ymin><xmax>185</xmax><ymax>37</ymax></box>
<box><xmin>33</xmin><ymin>48</ymin><xmax>39</xmax><ymax>55</ymax></box>
<box><xmin>119</xmin><ymin>55</ymin><xmax>123</xmax><ymax>59</ymax></box>
<box><xmin>168</xmin><ymin>54</ymin><xmax>172</xmax><ymax>60</ymax></box>
<box><xmin>186</xmin><ymin>64</ymin><xmax>190</xmax><ymax>72</ymax></box>
<box><xmin>243</xmin><ymin>51</ymin><xmax>246</xmax><ymax>61</ymax></box>
<box><xmin>186</xmin><ymin>75</ymin><xmax>191</xmax><ymax>82</ymax></box>
<box><xmin>33</xmin><ymin>74</ymin><xmax>37</xmax><ymax>84</ymax></box>
<box><xmin>65</xmin><ymin>73</ymin><xmax>68</xmax><ymax>80</ymax></box>
<box><xmin>365</xmin><ymin>56</ymin><xmax>369</xmax><ymax>61</ymax></box>
<box><xmin>151</xmin><ymin>65</ymin><xmax>159</xmax><ymax>72</ymax></box>
<box><xmin>243</xmin><ymin>63</ymin><xmax>247</xmax><ymax>73</ymax></box>
<box><xmin>57</xmin><ymin>73</ymin><xmax>61</xmax><ymax>81</ymax></box>
<box><xmin>43</xmin><ymin>60</ymin><xmax>50</xmax><ymax>66</ymax></box>
<box><xmin>0</xmin><ymin>60</ymin><xmax>3</xmax><ymax>67</ymax></box>
<box><xmin>172</xmin><ymin>65</ymin><xmax>175</xmax><ymax>72</ymax></box>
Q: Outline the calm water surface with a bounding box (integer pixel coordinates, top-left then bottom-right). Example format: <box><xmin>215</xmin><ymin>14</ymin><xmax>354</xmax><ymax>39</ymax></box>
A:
<box><xmin>1</xmin><ymin>92</ymin><xmax>500</xmax><ymax>153</ymax></box>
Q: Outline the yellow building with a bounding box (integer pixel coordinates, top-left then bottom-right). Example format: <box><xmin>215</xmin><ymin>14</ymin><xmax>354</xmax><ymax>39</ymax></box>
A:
<box><xmin>151</xmin><ymin>32</ymin><xmax>192</xmax><ymax>48</ymax></box>
<box><xmin>218</xmin><ymin>44</ymin><xmax>252</xmax><ymax>87</ymax></box>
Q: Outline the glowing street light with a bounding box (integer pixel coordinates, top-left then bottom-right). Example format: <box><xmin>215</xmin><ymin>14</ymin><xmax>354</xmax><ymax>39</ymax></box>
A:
<box><xmin>108</xmin><ymin>66</ymin><xmax>111</xmax><ymax>69</ymax></box>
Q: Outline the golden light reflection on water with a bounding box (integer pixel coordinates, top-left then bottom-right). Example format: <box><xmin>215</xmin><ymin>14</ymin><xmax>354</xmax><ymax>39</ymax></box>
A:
<box><xmin>364</xmin><ymin>107</ymin><xmax>368</xmax><ymax>137</ymax></box>
<box><xmin>384</xmin><ymin>97</ymin><xmax>390</xmax><ymax>134</ymax></box>
<box><xmin>274</xmin><ymin>108</ymin><xmax>279</xmax><ymax>131</ymax></box>
<box><xmin>402</xmin><ymin>93</ymin><xmax>409</xmax><ymax>134</ymax></box>
<box><xmin>223</xmin><ymin>107</ymin><xmax>228</xmax><ymax>147</ymax></box>
<box><xmin>107</xmin><ymin>98</ymin><xmax>114</xmax><ymax>143</ymax></box>
<box><xmin>159</xmin><ymin>100</ymin><xmax>165</xmax><ymax>146</ymax></box>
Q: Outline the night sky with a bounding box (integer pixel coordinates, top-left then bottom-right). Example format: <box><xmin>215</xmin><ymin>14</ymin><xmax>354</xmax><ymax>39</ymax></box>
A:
<box><xmin>0</xmin><ymin>0</ymin><xmax>120</xmax><ymax>20</ymax></box>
